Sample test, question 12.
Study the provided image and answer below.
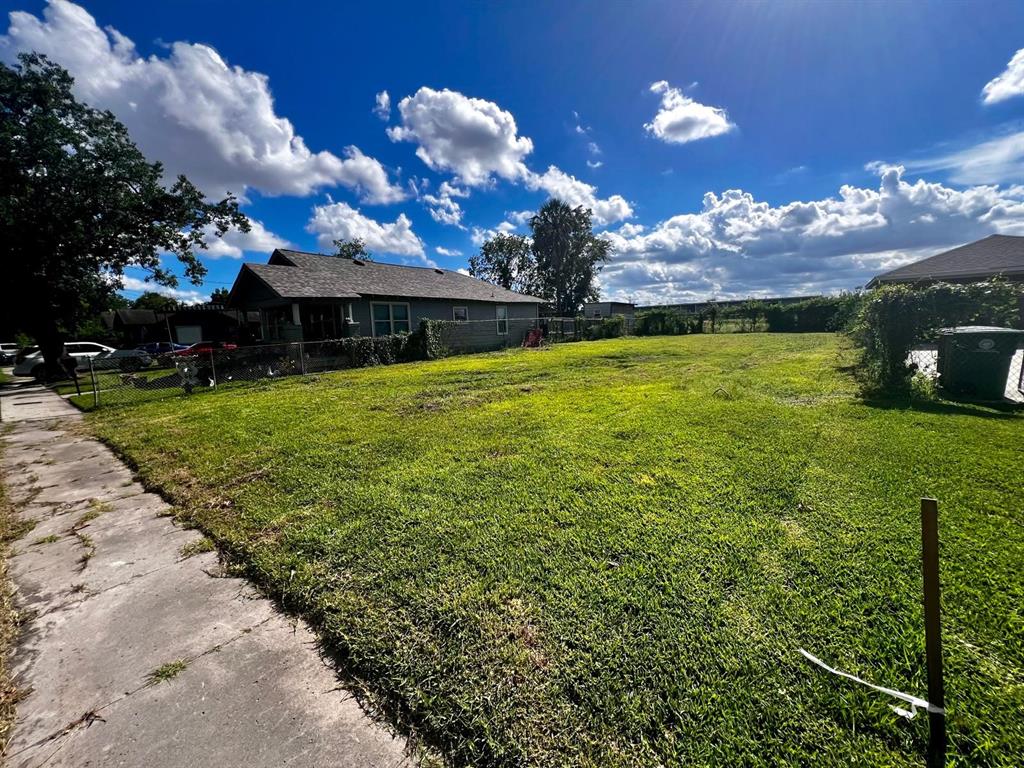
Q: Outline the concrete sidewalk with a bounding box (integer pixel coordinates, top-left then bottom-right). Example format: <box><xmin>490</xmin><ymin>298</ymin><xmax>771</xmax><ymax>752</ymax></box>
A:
<box><xmin>0</xmin><ymin>386</ymin><xmax>412</xmax><ymax>767</ymax></box>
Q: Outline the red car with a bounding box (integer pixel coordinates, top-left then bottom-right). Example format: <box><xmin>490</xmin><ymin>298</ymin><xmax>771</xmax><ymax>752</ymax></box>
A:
<box><xmin>171</xmin><ymin>341</ymin><xmax>238</xmax><ymax>357</ymax></box>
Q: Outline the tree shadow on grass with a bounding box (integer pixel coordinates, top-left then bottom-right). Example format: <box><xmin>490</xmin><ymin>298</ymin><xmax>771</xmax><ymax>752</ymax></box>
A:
<box><xmin>859</xmin><ymin>393</ymin><xmax>1023</xmax><ymax>419</ymax></box>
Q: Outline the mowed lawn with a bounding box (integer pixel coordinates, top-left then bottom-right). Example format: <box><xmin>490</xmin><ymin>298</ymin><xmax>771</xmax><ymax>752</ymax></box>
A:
<box><xmin>88</xmin><ymin>334</ymin><xmax>1023</xmax><ymax>766</ymax></box>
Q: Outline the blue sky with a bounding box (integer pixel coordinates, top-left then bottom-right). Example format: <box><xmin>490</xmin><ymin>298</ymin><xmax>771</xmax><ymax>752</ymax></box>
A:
<box><xmin>4</xmin><ymin>0</ymin><xmax>1024</xmax><ymax>303</ymax></box>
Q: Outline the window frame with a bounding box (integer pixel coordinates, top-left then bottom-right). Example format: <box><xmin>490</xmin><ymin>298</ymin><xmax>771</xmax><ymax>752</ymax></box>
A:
<box><xmin>495</xmin><ymin>305</ymin><xmax>509</xmax><ymax>336</ymax></box>
<box><xmin>452</xmin><ymin>306</ymin><xmax>469</xmax><ymax>322</ymax></box>
<box><xmin>370</xmin><ymin>301</ymin><xmax>413</xmax><ymax>337</ymax></box>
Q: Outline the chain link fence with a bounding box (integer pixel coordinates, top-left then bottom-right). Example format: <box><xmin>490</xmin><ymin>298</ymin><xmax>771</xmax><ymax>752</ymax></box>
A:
<box><xmin>909</xmin><ymin>339</ymin><xmax>1024</xmax><ymax>404</ymax></box>
<box><xmin>69</xmin><ymin>315</ymin><xmax>638</xmax><ymax>410</ymax></box>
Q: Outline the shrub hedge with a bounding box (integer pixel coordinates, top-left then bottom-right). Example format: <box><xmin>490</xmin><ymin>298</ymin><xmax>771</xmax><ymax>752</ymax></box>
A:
<box><xmin>759</xmin><ymin>295</ymin><xmax>861</xmax><ymax>333</ymax></box>
<box><xmin>634</xmin><ymin>309</ymin><xmax>703</xmax><ymax>336</ymax></box>
<box><xmin>585</xmin><ymin>315</ymin><xmax>627</xmax><ymax>339</ymax></box>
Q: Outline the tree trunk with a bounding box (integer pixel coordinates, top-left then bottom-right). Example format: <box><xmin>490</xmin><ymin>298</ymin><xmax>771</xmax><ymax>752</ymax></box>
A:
<box><xmin>30</xmin><ymin>315</ymin><xmax>66</xmax><ymax>382</ymax></box>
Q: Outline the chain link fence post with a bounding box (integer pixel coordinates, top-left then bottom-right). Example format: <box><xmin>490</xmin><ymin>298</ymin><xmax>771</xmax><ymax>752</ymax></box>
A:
<box><xmin>210</xmin><ymin>350</ymin><xmax>217</xmax><ymax>388</ymax></box>
<box><xmin>89</xmin><ymin>356</ymin><xmax>99</xmax><ymax>409</ymax></box>
<box><xmin>299</xmin><ymin>341</ymin><xmax>306</xmax><ymax>375</ymax></box>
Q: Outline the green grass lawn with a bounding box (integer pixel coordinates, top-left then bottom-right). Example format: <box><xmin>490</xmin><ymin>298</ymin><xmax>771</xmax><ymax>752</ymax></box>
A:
<box><xmin>87</xmin><ymin>334</ymin><xmax>1024</xmax><ymax>766</ymax></box>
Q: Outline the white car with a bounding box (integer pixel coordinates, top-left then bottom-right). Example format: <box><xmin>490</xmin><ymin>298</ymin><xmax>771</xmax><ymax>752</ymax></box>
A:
<box><xmin>13</xmin><ymin>342</ymin><xmax>115</xmax><ymax>379</ymax></box>
<box><xmin>0</xmin><ymin>343</ymin><xmax>19</xmax><ymax>365</ymax></box>
<box><xmin>92</xmin><ymin>348</ymin><xmax>153</xmax><ymax>371</ymax></box>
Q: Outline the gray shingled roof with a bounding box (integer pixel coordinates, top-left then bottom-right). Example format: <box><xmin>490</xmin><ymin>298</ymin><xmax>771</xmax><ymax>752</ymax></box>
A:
<box><xmin>868</xmin><ymin>235</ymin><xmax>1024</xmax><ymax>286</ymax></box>
<box><xmin>242</xmin><ymin>249</ymin><xmax>544</xmax><ymax>303</ymax></box>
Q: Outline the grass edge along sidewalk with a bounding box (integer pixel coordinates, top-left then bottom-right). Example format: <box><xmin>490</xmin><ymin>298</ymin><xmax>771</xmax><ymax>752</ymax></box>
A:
<box><xmin>86</xmin><ymin>334</ymin><xmax>1024</xmax><ymax>766</ymax></box>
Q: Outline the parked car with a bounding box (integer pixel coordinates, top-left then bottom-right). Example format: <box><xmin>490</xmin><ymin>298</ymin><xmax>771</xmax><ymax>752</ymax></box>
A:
<box><xmin>92</xmin><ymin>348</ymin><xmax>153</xmax><ymax>371</ymax></box>
<box><xmin>136</xmin><ymin>341</ymin><xmax>189</xmax><ymax>355</ymax></box>
<box><xmin>0</xmin><ymin>343</ymin><xmax>19</xmax><ymax>365</ymax></box>
<box><xmin>171</xmin><ymin>341</ymin><xmax>239</xmax><ymax>357</ymax></box>
<box><xmin>14</xmin><ymin>345</ymin><xmax>38</xmax><ymax>365</ymax></box>
<box><xmin>13</xmin><ymin>342</ymin><xmax>115</xmax><ymax>379</ymax></box>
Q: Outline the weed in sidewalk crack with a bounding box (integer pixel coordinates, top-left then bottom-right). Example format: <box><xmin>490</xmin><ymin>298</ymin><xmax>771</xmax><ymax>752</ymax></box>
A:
<box><xmin>146</xmin><ymin>659</ymin><xmax>188</xmax><ymax>685</ymax></box>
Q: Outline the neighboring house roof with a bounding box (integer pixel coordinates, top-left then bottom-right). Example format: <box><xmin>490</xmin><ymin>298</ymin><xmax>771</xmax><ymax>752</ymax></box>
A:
<box><xmin>234</xmin><ymin>249</ymin><xmax>545</xmax><ymax>304</ymax></box>
<box><xmin>867</xmin><ymin>235</ymin><xmax>1024</xmax><ymax>287</ymax></box>
<box><xmin>101</xmin><ymin>308</ymin><xmax>260</xmax><ymax>330</ymax></box>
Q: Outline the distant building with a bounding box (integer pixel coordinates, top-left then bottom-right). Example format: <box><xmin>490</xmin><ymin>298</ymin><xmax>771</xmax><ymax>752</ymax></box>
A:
<box><xmin>867</xmin><ymin>235</ymin><xmax>1024</xmax><ymax>287</ymax></box>
<box><xmin>582</xmin><ymin>301</ymin><xmax>635</xmax><ymax>319</ymax></box>
<box><xmin>101</xmin><ymin>306</ymin><xmax>261</xmax><ymax>346</ymax></box>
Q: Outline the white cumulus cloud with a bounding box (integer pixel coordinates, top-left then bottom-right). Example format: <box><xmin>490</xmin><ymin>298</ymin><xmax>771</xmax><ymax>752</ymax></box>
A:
<box><xmin>435</xmin><ymin>246</ymin><xmax>463</xmax><ymax>257</ymax></box>
<box><xmin>0</xmin><ymin>1</ymin><xmax>404</xmax><ymax>201</ymax></box>
<box><xmin>121</xmin><ymin>276</ymin><xmax>209</xmax><ymax>305</ymax></box>
<box><xmin>644</xmin><ymin>80</ymin><xmax>735</xmax><ymax>145</ymax></box>
<box><xmin>524</xmin><ymin>166</ymin><xmax>633</xmax><ymax>225</ymax></box>
<box><xmin>373</xmin><ymin>89</ymin><xmax>391</xmax><ymax>120</ymax></box>
<box><xmin>421</xmin><ymin>181</ymin><xmax>469</xmax><ymax>227</ymax></box>
<box><xmin>306</xmin><ymin>201</ymin><xmax>424</xmax><ymax>257</ymax></box>
<box><xmin>200</xmin><ymin>219</ymin><xmax>291</xmax><ymax>259</ymax></box>
<box><xmin>982</xmin><ymin>48</ymin><xmax>1024</xmax><ymax>104</ymax></box>
<box><xmin>598</xmin><ymin>165</ymin><xmax>1024</xmax><ymax>302</ymax></box>
<box><xmin>387</xmin><ymin>86</ymin><xmax>533</xmax><ymax>186</ymax></box>
<box><xmin>389</xmin><ymin>86</ymin><xmax>632</xmax><ymax>225</ymax></box>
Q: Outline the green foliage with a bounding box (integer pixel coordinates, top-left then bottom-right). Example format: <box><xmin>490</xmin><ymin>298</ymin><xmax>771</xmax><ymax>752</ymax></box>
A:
<box><xmin>468</xmin><ymin>233</ymin><xmax>540</xmax><ymax>296</ymax></box>
<box><xmin>0</xmin><ymin>53</ymin><xmax>248</xmax><ymax>376</ymax></box>
<box><xmin>851</xmin><ymin>281</ymin><xmax>1021</xmax><ymax>390</ymax></box>
<box><xmin>585</xmin><ymin>315</ymin><xmax>625</xmax><ymax>339</ymax></box>
<box><xmin>131</xmin><ymin>292</ymin><xmax>181</xmax><ymax>312</ymax></box>
<box><xmin>530</xmin><ymin>200</ymin><xmax>612</xmax><ymax>315</ymax></box>
<box><xmin>759</xmin><ymin>295</ymin><xmax>862</xmax><ymax>333</ymax></box>
<box><xmin>209</xmin><ymin>288</ymin><xmax>230</xmax><ymax>305</ymax></box>
<box><xmin>330</xmin><ymin>237</ymin><xmax>372</xmax><ymax>260</ymax></box>
<box><xmin>635</xmin><ymin>309</ymin><xmax>703</xmax><ymax>336</ymax></box>
<box><xmin>89</xmin><ymin>334</ymin><xmax>1024</xmax><ymax>766</ymax></box>
<box><xmin>416</xmin><ymin>319</ymin><xmax>450</xmax><ymax>360</ymax></box>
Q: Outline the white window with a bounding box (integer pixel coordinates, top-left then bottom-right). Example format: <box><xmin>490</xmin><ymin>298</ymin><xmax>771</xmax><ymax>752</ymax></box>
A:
<box><xmin>496</xmin><ymin>305</ymin><xmax>508</xmax><ymax>335</ymax></box>
<box><xmin>453</xmin><ymin>306</ymin><xmax>469</xmax><ymax>322</ymax></box>
<box><xmin>371</xmin><ymin>302</ymin><xmax>411</xmax><ymax>336</ymax></box>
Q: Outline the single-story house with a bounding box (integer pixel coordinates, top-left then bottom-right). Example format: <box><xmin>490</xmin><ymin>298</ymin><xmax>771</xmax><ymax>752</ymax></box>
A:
<box><xmin>583</xmin><ymin>301</ymin><xmax>635</xmax><ymax>319</ymax></box>
<box><xmin>867</xmin><ymin>235</ymin><xmax>1024</xmax><ymax>287</ymax></box>
<box><xmin>228</xmin><ymin>249</ymin><xmax>544</xmax><ymax>347</ymax></box>
<box><xmin>101</xmin><ymin>306</ymin><xmax>262</xmax><ymax>346</ymax></box>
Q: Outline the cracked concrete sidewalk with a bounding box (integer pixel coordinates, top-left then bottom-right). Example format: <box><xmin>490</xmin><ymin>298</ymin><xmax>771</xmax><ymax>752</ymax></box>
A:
<box><xmin>0</xmin><ymin>385</ymin><xmax>413</xmax><ymax>768</ymax></box>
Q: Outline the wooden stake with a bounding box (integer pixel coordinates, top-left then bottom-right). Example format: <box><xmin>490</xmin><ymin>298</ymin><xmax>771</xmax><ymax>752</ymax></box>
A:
<box><xmin>921</xmin><ymin>497</ymin><xmax>946</xmax><ymax>768</ymax></box>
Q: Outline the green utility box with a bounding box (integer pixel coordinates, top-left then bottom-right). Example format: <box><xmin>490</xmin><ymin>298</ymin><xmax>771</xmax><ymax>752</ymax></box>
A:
<box><xmin>936</xmin><ymin>326</ymin><xmax>1023</xmax><ymax>400</ymax></box>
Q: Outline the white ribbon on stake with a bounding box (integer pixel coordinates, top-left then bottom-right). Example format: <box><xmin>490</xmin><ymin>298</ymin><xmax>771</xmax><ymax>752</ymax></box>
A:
<box><xmin>799</xmin><ymin>648</ymin><xmax>945</xmax><ymax>720</ymax></box>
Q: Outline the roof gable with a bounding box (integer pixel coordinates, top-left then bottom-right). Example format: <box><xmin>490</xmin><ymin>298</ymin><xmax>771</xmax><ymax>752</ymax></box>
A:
<box><xmin>869</xmin><ymin>235</ymin><xmax>1024</xmax><ymax>286</ymax></box>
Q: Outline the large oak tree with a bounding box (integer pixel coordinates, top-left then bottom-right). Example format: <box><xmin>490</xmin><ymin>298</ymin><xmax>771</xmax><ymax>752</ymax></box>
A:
<box><xmin>0</xmin><ymin>53</ymin><xmax>249</xmax><ymax>377</ymax></box>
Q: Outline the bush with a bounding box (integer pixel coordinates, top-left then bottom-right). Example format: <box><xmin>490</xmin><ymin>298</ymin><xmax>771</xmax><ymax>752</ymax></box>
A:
<box><xmin>416</xmin><ymin>319</ymin><xmax>450</xmax><ymax>360</ymax></box>
<box><xmin>635</xmin><ymin>309</ymin><xmax>703</xmax><ymax>336</ymax></box>
<box><xmin>850</xmin><ymin>280</ymin><xmax>1022</xmax><ymax>390</ymax></box>
<box><xmin>586</xmin><ymin>315</ymin><xmax>626</xmax><ymax>340</ymax></box>
<box><xmin>737</xmin><ymin>295</ymin><xmax>862</xmax><ymax>333</ymax></box>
